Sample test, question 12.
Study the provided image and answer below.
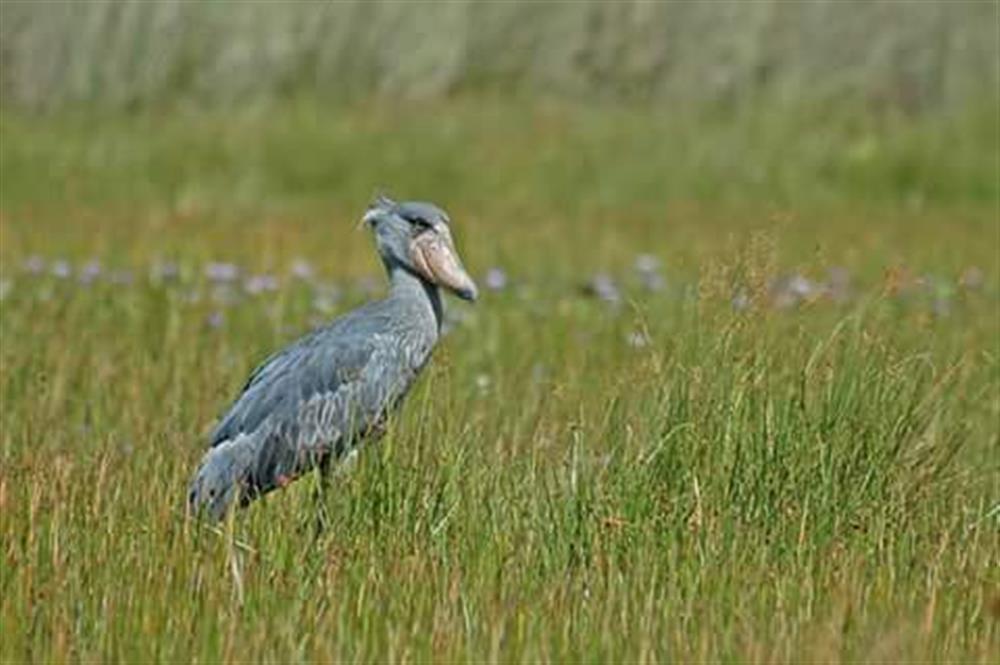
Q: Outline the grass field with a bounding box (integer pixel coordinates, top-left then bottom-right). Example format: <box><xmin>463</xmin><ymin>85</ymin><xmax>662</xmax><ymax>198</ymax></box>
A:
<box><xmin>1</xmin><ymin>98</ymin><xmax>998</xmax><ymax>662</ymax></box>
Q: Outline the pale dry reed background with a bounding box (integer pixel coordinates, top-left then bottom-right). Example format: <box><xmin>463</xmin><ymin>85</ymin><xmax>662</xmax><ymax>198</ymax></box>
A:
<box><xmin>0</xmin><ymin>0</ymin><xmax>994</xmax><ymax>110</ymax></box>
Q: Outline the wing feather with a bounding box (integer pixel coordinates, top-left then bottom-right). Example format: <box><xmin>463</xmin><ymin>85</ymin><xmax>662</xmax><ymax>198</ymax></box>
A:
<box><xmin>210</xmin><ymin>329</ymin><xmax>375</xmax><ymax>447</ymax></box>
<box><xmin>206</xmin><ymin>308</ymin><xmax>425</xmax><ymax>494</ymax></box>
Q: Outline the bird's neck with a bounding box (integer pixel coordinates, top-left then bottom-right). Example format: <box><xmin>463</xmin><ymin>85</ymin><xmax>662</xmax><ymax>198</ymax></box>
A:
<box><xmin>386</xmin><ymin>261</ymin><xmax>443</xmax><ymax>332</ymax></box>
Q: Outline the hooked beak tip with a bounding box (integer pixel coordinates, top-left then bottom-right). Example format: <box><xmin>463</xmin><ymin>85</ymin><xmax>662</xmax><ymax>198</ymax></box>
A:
<box><xmin>456</xmin><ymin>283</ymin><xmax>478</xmax><ymax>302</ymax></box>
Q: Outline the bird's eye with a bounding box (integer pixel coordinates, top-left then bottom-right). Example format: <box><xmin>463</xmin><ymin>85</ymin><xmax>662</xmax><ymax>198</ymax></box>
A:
<box><xmin>407</xmin><ymin>216</ymin><xmax>434</xmax><ymax>232</ymax></box>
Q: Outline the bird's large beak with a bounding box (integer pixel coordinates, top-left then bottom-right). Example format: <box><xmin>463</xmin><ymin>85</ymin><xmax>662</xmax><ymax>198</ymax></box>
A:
<box><xmin>409</xmin><ymin>228</ymin><xmax>478</xmax><ymax>302</ymax></box>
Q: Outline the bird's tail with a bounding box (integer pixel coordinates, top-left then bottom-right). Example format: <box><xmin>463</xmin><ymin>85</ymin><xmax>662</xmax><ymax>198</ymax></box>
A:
<box><xmin>188</xmin><ymin>434</ymin><xmax>261</xmax><ymax>522</ymax></box>
<box><xmin>188</xmin><ymin>431</ymin><xmax>326</xmax><ymax>521</ymax></box>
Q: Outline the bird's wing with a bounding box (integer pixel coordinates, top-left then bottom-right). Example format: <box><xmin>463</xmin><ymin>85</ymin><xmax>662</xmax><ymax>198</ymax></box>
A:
<box><xmin>207</xmin><ymin>315</ymin><xmax>423</xmax><ymax>494</ymax></box>
<box><xmin>209</xmin><ymin>329</ymin><xmax>372</xmax><ymax>448</ymax></box>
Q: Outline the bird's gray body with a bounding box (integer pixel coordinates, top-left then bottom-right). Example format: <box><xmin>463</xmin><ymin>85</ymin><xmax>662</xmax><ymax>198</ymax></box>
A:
<box><xmin>189</xmin><ymin>197</ymin><xmax>475</xmax><ymax>521</ymax></box>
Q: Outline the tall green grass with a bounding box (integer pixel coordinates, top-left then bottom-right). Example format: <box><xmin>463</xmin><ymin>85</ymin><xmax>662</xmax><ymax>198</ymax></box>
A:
<box><xmin>0</xmin><ymin>100</ymin><xmax>997</xmax><ymax>661</ymax></box>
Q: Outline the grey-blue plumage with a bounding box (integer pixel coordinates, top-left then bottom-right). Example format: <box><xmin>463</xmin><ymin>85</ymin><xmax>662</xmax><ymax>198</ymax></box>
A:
<box><xmin>188</xmin><ymin>197</ymin><xmax>477</xmax><ymax>521</ymax></box>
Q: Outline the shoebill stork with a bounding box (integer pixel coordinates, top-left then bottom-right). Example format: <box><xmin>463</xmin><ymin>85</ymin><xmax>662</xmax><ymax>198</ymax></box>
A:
<box><xmin>188</xmin><ymin>196</ymin><xmax>477</xmax><ymax>521</ymax></box>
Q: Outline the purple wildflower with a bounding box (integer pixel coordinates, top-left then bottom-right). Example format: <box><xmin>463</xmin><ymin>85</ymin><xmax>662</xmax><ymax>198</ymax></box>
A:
<box><xmin>771</xmin><ymin>274</ymin><xmax>816</xmax><ymax>309</ymax></box>
<box><xmin>634</xmin><ymin>254</ymin><xmax>661</xmax><ymax>274</ymax></box>
<box><xmin>959</xmin><ymin>267</ymin><xmax>984</xmax><ymax>290</ymax></box>
<box><xmin>78</xmin><ymin>260</ymin><xmax>103</xmax><ymax>285</ymax></box>
<box><xmin>732</xmin><ymin>290</ymin><xmax>751</xmax><ymax>311</ymax></box>
<box><xmin>923</xmin><ymin>274</ymin><xmax>955</xmax><ymax>318</ymax></box>
<box><xmin>788</xmin><ymin>275</ymin><xmax>815</xmax><ymax>298</ymax></box>
<box><xmin>205</xmin><ymin>311</ymin><xmax>225</xmax><ymax>329</ymax></box>
<box><xmin>151</xmin><ymin>261</ymin><xmax>181</xmax><ymax>283</ymax></box>
<box><xmin>244</xmin><ymin>274</ymin><xmax>279</xmax><ymax>295</ymax></box>
<box><xmin>290</xmin><ymin>258</ymin><xmax>314</xmax><ymax>281</ymax></box>
<box><xmin>582</xmin><ymin>273</ymin><xmax>621</xmax><ymax>305</ymax></box>
<box><xmin>205</xmin><ymin>262</ymin><xmax>240</xmax><ymax>283</ymax></box>
<box><xmin>50</xmin><ymin>260</ymin><xmax>71</xmax><ymax>279</ymax></box>
<box><xmin>484</xmin><ymin>267</ymin><xmax>508</xmax><ymax>291</ymax></box>
<box><xmin>22</xmin><ymin>256</ymin><xmax>45</xmax><ymax>275</ymax></box>
<box><xmin>633</xmin><ymin>255</ymin><xmax>666</xmax><ymax>291</ymax></box>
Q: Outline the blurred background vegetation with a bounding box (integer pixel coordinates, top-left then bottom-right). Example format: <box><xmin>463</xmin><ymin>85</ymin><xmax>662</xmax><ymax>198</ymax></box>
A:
<box><xmin>0</xmin><ymin>0</ymin><xmax>996</xmax><ymax>224</ymax></box>
<box><xmin>1</xmin><ymin>0</ymin><xmax>995</xmax><ymax>112</ymax></box>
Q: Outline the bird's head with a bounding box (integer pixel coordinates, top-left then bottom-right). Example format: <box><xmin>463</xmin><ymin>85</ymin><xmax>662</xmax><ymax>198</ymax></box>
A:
<box><xmin>363</xmin><ymin>195</ymin><xmax>478</xmax><ymax>302</ymax></box>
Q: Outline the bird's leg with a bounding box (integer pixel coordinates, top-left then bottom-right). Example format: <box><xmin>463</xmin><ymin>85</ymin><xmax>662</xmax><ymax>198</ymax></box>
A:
<box><xmin>311</xmin><ymin>455</ymin><xmax>333</xmax><ymax>537</ymax></box>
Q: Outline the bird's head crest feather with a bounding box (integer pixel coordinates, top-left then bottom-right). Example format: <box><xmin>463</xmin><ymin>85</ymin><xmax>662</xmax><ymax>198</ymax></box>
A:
<box><xmin>371</xmin><ymin>192</ymin><xmax>396</xmax><ymax>211</ymax></box>
<box><xmin>360</xmin><ymin>192</ymin><xmax>397</xmax><ymax>229</ymax></box>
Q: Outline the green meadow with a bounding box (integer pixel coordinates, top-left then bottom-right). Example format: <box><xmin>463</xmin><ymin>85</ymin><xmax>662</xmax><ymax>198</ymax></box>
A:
<box><xmin>1</xmin><ymin>96</ymin><xmax>997</xmax><ymax>662</ymax></box>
